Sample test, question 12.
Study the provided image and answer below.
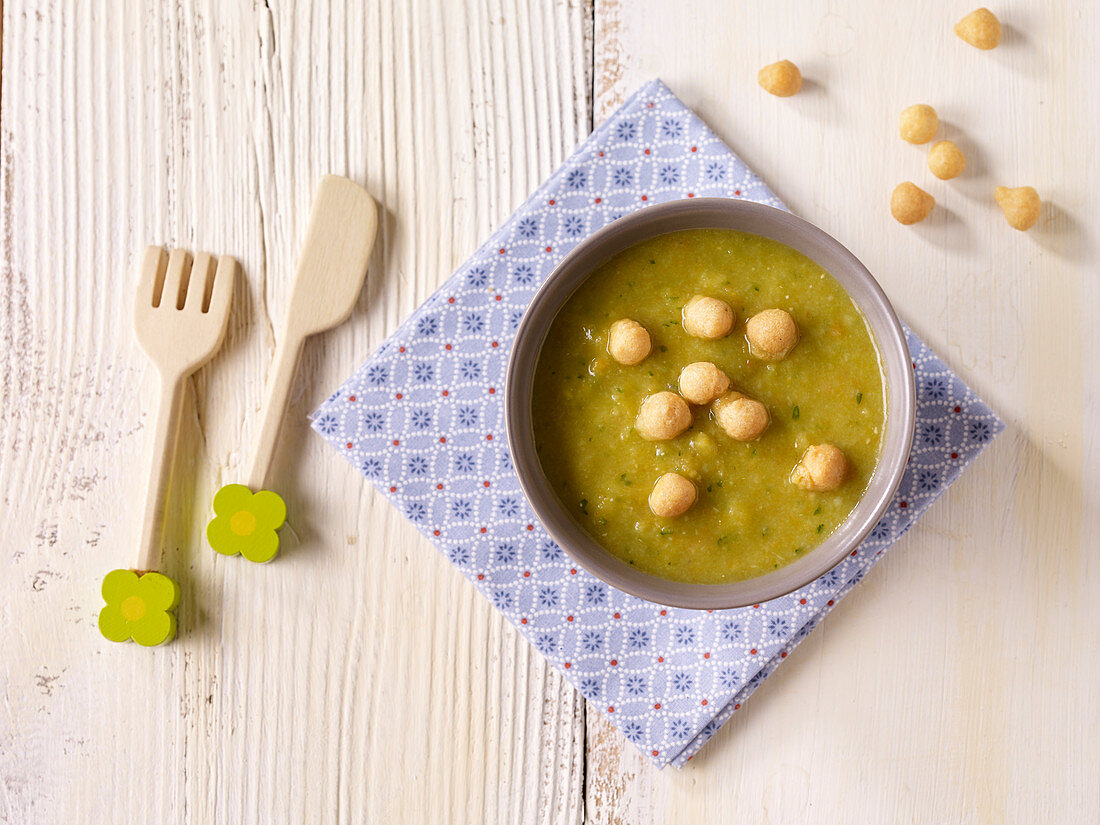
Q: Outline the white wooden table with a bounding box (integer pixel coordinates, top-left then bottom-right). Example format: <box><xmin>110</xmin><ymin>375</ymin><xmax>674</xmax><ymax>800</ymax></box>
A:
<box><xmin>2</xmin><ymin>1</ymin><xmax>1096</xmax><ymax>822</ymax></box>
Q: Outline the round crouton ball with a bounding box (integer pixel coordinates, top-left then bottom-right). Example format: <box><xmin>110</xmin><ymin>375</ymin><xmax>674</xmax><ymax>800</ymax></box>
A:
<box><xmin>890</xmin><ymin>182</ymin><xmax>935</xmax><ymax>225</ymax></box>
<box><xmin>955</xmin><ymin>8</ymin><xmax>1002</xmax><ymax>50</ymax></box>
<box><xmin>712</xmin><ymin>391</ymin><xmax>770</xmax><ymax>441</ymax></box>
<box><xmin>928</xmin><ymin>140</ymin><xmax>966</xmax><ymax>180</ymax></box>
<box><xmin>635</xmin><ymin>391</ymin><xmax>692</xmax><ymax>441</ymax></box>
<box><xmin>790</xmin><ymin>444</ymin><xmax>848</xmax><ymax>491</ymax></box>
<box><xmin>607</xmin><ymin>318</ymin><xmax>652</xmax><ymax>365</ymax></box>
<box><xmin>758</xmin><ymin>60</ymin><xmax>802</xmax><ymax>97</ymax></box>
<box><xmin>678</xmin><ymin>361</ymin><xmax>730</xmax><ymax>405</ymax></box>
<box><xmin>745</xmin><ymin>308</ymin><xmax>799</xmax><ymax>360</ymax></box>
<box><xmin>682</xmin><ymin>295</ymin><xmax>734</xmax><ymax>339</ymax></box>
<box><xmin>994</xmin><ymin>186</ymin><xmax>1041</xmax><ymax>231</ymax></box>
<box><xmin>648</xmin><ymin>472</ymin><xmax>697</xmax><ymax>518</ymax></box>
<box><xmin>899</xmin><ymin>104</ymin><xmax>939</xmax><ymax>144</ymax></box>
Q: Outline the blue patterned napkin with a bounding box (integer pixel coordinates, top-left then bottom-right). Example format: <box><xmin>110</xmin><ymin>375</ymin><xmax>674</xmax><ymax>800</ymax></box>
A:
<box><xmin>312</xmin><ymin>80</ymin><xmax>1003</xmax><ymax>768</ymax></box>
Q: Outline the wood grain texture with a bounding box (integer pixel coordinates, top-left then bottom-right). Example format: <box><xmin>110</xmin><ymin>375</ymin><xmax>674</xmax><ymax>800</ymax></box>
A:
<box><xmin>0</xmin><ymin>1</ymin><xmax>588</xmax><ymax>822</ymax></box>
<box><xmin>587</xmin><ymin>1</ymin><xmax>1099</xmax><ymax>823</ymax></box>
<box><xmin>3</xmin><ymin>1</ymin><xmax>1098</xmax><ymax>823</ymax></box>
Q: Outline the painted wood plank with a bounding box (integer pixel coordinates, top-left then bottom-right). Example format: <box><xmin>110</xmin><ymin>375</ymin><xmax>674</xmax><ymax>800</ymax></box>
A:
<box><xmin>0</xmin><ymin>1</ymin><xmax>589</xmax><ymax>823</ymax></box>
<box><xmin>6</xmin><ymin>0</ymin><xmax>1097</xmax><ymax>821</ymax></box>
<box><xmin>586</xmin><ymin>1</ymin><xmax>1099</xmax><ymax>822</ymax></box>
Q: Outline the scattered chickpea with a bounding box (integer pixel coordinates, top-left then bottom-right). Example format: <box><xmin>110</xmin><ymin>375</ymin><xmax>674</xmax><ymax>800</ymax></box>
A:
<box><xmin>682</xmin><ymin>295</ymin><xmax>734</xmax><ymax>339</ymax></box>
<box><xmin>790</xmin><ymin>444</ymin><xmax>848</xmax><ymax>491</ymax></box>
<box><xmin>745</xmin><ymin>308</ymin><xmax>799</xmax><ymax>360</ymax></box>
<box><xmin>955</xmin><ymin>8</ymin><xmax>1002</xmax><ymax>50</ymax></box>
<box><xmin>607</xmin><ymin>318</ymin><xmax>651</xmax><ymax>365</ymax></box>
<box><xmin>890</xmin><ymin>182</ymin><xmax>935</xmax><ymax>225</ymax></box>
<box><xmin>899</xmin><ymin>104</ymin><xmax>939</xmax><ymax>145</ymax></box>
<box><xmin>928</xmin><ymin>140</ymin><xmax>966</xmax><ymax>180</ymax></box>
<box><xmin>712</xmin><ymin>391</ymin><xmax>770</xmax><ymax>441</ymax></box>
<box><xmin>994</xmin><ymin>186</ymin><xmax>1041</xmax><ymax>231</ymax></box>
<box><xmin>635</xmin><ymin>391</ymin><xmax>692</xmax><ymax>441</ymax></box>
<box><xmin>758</xmin><ymin>60</ymin><xmax>802</xmax><ymax>97</ymax></box>
<box><xmin>649</xmin><ymin>472</ymin><xmax>697</xmax><ymax>518</ymax></box>
<box><xmin>678</xmin><ymin>362</ymin><xmax>730</xmax><ymax>405</ymax></box>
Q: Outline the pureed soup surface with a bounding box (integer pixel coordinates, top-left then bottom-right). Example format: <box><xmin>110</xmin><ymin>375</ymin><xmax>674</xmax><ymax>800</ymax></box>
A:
<box><xmin>531</xmin><ymin>229</ymin><xmax>886</xmax><ymax>584</ymax></box>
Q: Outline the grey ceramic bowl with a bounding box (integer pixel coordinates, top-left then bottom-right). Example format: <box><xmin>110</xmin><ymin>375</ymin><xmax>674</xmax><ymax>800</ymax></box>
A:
<box><xmin>506</xmin><ymin>198</ymin><xmax>915</xmax><ymax>609</ymax></box>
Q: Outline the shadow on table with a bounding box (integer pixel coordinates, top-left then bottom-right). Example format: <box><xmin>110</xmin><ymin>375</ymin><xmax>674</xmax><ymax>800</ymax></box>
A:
<box><xmin>1032</xmin><ymin>201</ymin><xmax>1092</xmax><ymax>261</ymax></box>
<box><xmin>161</xmin><ymin>379</ymin><xmax>210</xmax><ymax>639</ymax></box>
<box><xmin>909</xmin><ymin>196</ymin><xmax>973</xmax><ymax>252</ymax></box>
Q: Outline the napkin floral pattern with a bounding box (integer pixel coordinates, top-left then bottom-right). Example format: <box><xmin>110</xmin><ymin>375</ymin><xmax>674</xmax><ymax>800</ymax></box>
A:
<box><xmin>312</xmin><ymin>80</ymin><xmax>1003</xmax><ymax>768</ymax></box>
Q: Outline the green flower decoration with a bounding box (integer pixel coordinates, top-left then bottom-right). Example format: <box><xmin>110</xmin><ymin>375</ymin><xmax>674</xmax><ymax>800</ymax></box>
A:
<box><xmin>207</xmin><ymin>483</ymin><xmax>287</xmax><ymax>563</ymax></box>
<box><xmin>98</xmin><ymin>569</ymin><xmax>180</xmax><ymax>646</ymax></box>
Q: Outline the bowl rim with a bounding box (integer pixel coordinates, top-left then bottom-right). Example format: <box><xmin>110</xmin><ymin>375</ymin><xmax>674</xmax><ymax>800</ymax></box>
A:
<box><xmin>505</xmin><ymin>198</ymin><xmax>916</xmax><ymax>609</ymax></box>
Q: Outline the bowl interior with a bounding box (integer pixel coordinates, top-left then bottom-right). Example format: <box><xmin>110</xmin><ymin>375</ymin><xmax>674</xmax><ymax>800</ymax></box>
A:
<box><xmin>506</xmin><ymin>199</ymin><xmax>915</xmax><ymax>609</ymax></box>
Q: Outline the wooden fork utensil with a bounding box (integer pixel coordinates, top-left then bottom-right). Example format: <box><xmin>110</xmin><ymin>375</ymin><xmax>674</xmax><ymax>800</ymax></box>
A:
<box><xmin>99</xmin><ymin>247</ymin><xmax>235</xmax><ymax>646</ymax></box>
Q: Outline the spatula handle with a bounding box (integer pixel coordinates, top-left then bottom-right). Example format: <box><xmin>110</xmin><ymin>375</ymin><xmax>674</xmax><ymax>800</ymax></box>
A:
<box><xmin>136</xmin><ymin>370</ymin><xmax>186</xmax><ymax>572</ymax></box>
<box><xmin>245</xmin><ymin>331</ymin><xmax>305</xmax><ymax>491</ymax></box>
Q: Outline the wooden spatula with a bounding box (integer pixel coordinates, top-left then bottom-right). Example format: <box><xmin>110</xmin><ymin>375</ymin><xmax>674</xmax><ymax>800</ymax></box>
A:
<box><xmin>206</xmin><ymin>175</ymin><xmax>378</xmax><ymax>563</ymax></box>
<box><xmin>100</xmin><ymin>247</ymin><xmax>236</xmax><ymax>646</ymax></box>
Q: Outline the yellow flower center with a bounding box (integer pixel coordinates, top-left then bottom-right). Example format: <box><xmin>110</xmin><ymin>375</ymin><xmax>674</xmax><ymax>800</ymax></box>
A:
<box><xmin>120</xmin><ymin>595</ymin><xmax>147</xmax><ymax>622</ymax></box>
<box><xmin>230</xmin><ymin>509</ymin><xmax>258</xmax><ymax>536</ymax></box>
